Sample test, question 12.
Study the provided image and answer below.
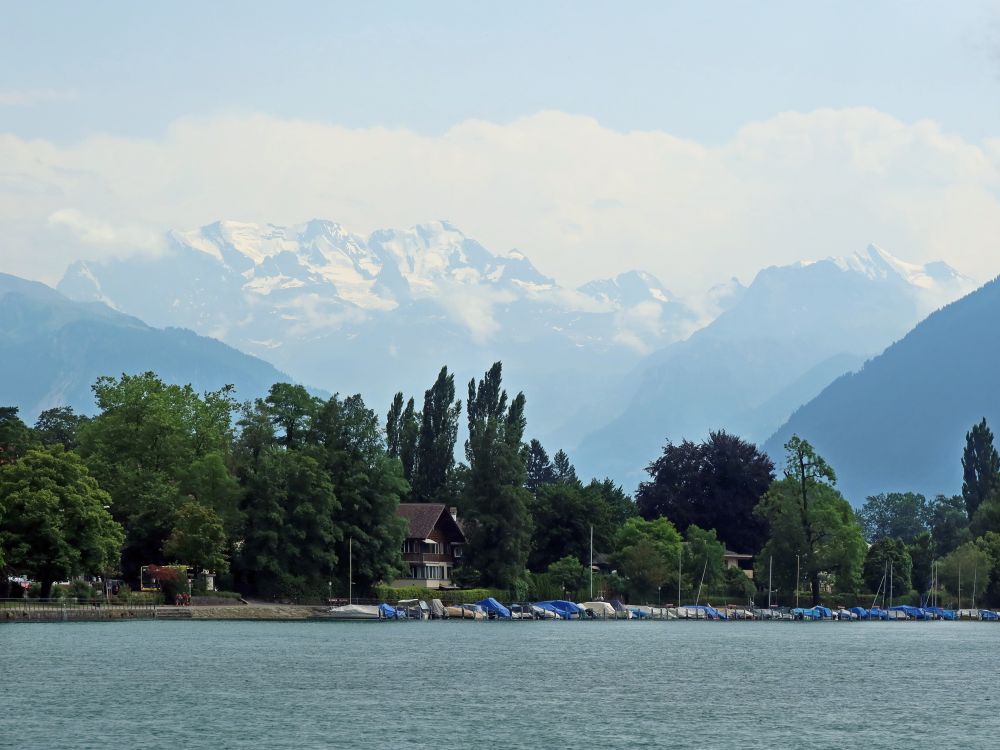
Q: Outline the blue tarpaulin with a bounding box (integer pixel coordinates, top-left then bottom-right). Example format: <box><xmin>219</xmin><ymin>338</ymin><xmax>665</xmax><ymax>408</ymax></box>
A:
<box><xmin>980</xmin><ymin>609</ymin><xmax>998</xmax><ymax>621</ymax></box>
<box><xmin>850</xmin><ymin>607</ymin><xmax>869</xmax><ymax>620</ymax></box>
<box><xmin>476</xmin><ymin>597</ymin><xmax>512</xmax><ymax>619</ymax></box>
<box><xmin>681</xmin><ymin>604</ymin><xmax>720</xmax><ymax>619</ymax></box>
<box><xmin>378</xmin><ymin>603</ymin><xmax>397</xmax><ymax>619</ymax></box>
<box><xmin>889</xmin><ymin>605</ymin><xmax>928</xmax><ymax>620</ymax></box>
<box><xmin>535</xmin><ymin>600</ymin><xmax>583</xmax><ymax>619</ymax></box>
<box><xmin>868</xmin><ymin>607</ymin><xmax>889</xmax><ymax>620</ymax></box>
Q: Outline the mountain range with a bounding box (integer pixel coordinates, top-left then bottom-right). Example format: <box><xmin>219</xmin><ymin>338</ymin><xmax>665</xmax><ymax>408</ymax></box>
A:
<box><xmin>0</xmin><ymin>272</ymin><xmax>291</xmax><ymax>420</ymax></box>
<box><xmin>21</xmin><ymin>219</ymin><xmax>982</xmax><ymax>501</ymax></box>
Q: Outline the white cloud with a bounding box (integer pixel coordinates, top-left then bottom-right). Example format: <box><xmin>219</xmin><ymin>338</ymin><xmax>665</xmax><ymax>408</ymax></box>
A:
<box><xmin>1</xmin><ymin>108</ymin><xmax>999</xmax><ymax>290</ymax></box>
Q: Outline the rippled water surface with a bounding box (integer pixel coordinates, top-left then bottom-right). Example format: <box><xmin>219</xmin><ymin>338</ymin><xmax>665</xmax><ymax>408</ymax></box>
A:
<box><xmin>3</xmin><ymin>619</ymin><xmax>999</xmax><ymax>748</ymax></box>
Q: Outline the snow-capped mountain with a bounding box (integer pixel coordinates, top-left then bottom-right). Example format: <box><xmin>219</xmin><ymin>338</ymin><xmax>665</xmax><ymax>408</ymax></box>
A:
<box><xmin>58</xmin><ymin>219</ymin><xmax>698</xmax><ymax>445</ymax></box>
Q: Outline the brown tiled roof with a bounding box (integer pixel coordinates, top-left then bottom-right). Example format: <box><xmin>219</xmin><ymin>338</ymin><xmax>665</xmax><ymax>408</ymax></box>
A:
<box><xmin>396</xmin><ymin>503</ymin><xmax>466</xmax><ymax>542</ymax></box>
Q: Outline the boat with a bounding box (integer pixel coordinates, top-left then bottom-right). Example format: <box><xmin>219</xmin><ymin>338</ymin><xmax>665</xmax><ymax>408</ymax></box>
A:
<box><xmin>475</xmin><ymin>597</ymin><xmax>511</xmax><ymax>619</ymax></box>
<box><xmin>444</xmin><ymin>603</ymin><xmax>486</xmax><ymax>620</ymax></box>
<box><xmin>579</xmin><ymin>601</ymin><xmax>615</xmax><ymax>618</ymax></box>
<box><xmin>396</xmin><ymin>599</ymin><xmax>429</xmax><ymax>619</ymax></box>
<box><xmin>326</xmin><ymin>604</ymin><xmax>382</xmax><ymax>620</ymax></box>
<box><xmin>429</xmin><ymin>598</ymin><xmax>447</xmax><ymax>619</ymax></box>
<box><xmin>509</xmin><ymin>604</ymin><xmax>534</xmax><ymax>619</ymax></box>
<box><xmin>678</xmin><ymin>605</ymin><xmax>720</xmax><ymax>620</ymax></box>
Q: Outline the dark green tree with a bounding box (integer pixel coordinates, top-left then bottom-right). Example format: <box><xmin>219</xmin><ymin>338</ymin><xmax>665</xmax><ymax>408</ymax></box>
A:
<box><xmin>0</xmin><ymin>406</ymin><xmax>35</xmax><ymax>465</ymax></box>
<box><xmin>313</xmin><ymin>394</ymin><xmax>407</xmax><ymax>596</ymax></box>
<box><xmin>528</xmin><ymin>481</ymin><xmax>612</xmax><ymax>571</ymax></box>
<box><xmin>637</xmin><ymin>430</ymin><xmax>774</xmax><ymax>554</ymax></box>
<box><xmin>962</xmin><ymin>418</ymin><xmax>1000</xmax><ymax>519</ymax></box>
<box><xmin>385</xmin><ymin>392</ymin><xmax>405</xmax><ymax>459</ymax></box>
<box><xmin>34</xmin><ymin>407</ymin><xmax>88</xmax><ymax>449</ymax></box>
<box><xmin>552</xmin><ymin>450</ymin><xmax>578</xmax><ymax>485</ymax></box>
<box><xmin>908</xmin><ymin>531</ymin><xmax>935</xmax><ymax>597</ymax></box>
<box><xmin>462</xmin><ymin>362</ymin><xmax>532</xmax><ymax>589</ymax></box>
<box><xmin>0</xmin><ymin>446</ymin><xmax>124</xmax><ymax>597</ymax></box>
<box><xmin>524</xmin><ymin>439</ymin><xmax>555</xmax><ymax>495</ymax></box>
<box><xmin>684</xmin><ymin>524</ymin><xmax>726</xmax><ymax>593</ymax></box>
<box><xmin>547</xmin><ymin>555</ymin><xmax>587</xmax><ymax>595</ymax></box>
<box><xmin>240</xmin><ymin>448</ymin><xmax>340</xmax><ymax>598</ymax></box>
<box><xmin>862</xmin><ymin>537</ymin><xmax>912</xmax><ymax>596</ymax></box>
<box><xmin>179</xmin><ymin>452</ymin><xmax>243</xmax><ymax>537</ymax></box>
<box><xmin>264</xmin><ymin>383</ymin><xmax>321</xmax><ymax>449</ymax></box>
<box><xmin>857</xmin><ymin>492</ymin><xmax>930</xmax><ymax>543</ymax></box>
<box><xmin>928</xmin><ymin>494</ymin><xmax>970</xmax><ymax>556</ymax></box>
<box><xmin>412</xmin><ymin>367</ymin><xmax>461</xmax><ymax>503</ymax></box>
<box><xmin>587</xmin><ymin>478</ymin><xmax>637</xmax><ymax>528</ymax></box>
<box><xmin>613</xmin><ymin>516</ymin><xmax>682</xmax><ymax>602</ymax></box>
<box><xmin>399</xmin><ymin>397</ymin><xmax>419</xmax><ymax>484</ymax></box>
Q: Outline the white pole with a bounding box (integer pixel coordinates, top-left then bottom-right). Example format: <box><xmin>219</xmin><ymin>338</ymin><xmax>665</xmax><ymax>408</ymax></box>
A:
<box><xmin>795</xmin><ymin>555</ymin><xmax>800</xmax><ymax>609</ymax></box>
<box><xmin>768</xmin><ymin>555</ymin><xmax>773</xmax><ymax>609</ymax></box>
<box><xmin>959</xmin><ymin>565</ymin><xmax>962</xmax><ymax>612</ymax></box>
<box><xmin>889</xmin><ymin>560</ymin><xmax>893</xmax><ymax>610</ymax></box>
<box><xmin>972</xmin><ymin>565</ymin><xmax>978</xmax><ymax>611</ymax></box>
<box><xmin>589</xmin><ymin>525</ymin><xmax>593</xmax><ymax>600</ymax></box>
<box><xmin>349</xmin><ymin>536</ymin><xmax>353</xmax><ymax>605</ymax></box>
<box><xmin>677</xmin><ymin>546</ymin><xmax>682</xmax><ymax>606</ymax></box>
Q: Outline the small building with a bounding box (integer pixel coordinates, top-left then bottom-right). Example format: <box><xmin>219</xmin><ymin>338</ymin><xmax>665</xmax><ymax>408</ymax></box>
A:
<box><xmin>724</xmin><ymin>550</ymin><xmax>754</xmax><ymax>579</ymax></box>
<box><xmin>393</xmin><ymin>504</ymin><xmax>466</xmax><ymax>589</ymax></box>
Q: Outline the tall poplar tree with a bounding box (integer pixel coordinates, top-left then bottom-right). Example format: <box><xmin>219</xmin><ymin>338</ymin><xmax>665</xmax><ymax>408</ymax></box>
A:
<box><xmin>463</xmin><ymin>362</ymin><xmax>532</xmax><ymax>590</ymax></box>
<box><xmin>412</xmin><ymin>367</ymin><xmax>461</xmax><ymax>503</ymax></box>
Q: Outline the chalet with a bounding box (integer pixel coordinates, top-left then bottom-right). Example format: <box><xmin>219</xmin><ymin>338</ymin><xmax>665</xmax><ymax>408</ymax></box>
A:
<box><xmin>393</xmin><ymin>504</ymin><xmax>466</xmax><ymax>589</ymax></box>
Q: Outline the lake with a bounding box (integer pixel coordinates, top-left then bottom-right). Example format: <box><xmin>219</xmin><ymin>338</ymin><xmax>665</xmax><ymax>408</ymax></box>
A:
<box><xmin>3</xmin><ymin>620</ymin><xmax>998</xmax><ymax>748</ymax></box>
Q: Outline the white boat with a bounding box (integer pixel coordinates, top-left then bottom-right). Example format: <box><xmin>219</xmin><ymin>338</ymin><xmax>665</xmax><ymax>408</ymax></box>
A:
<box><xmin>326</xmin><ymin>604</ymin><xmax>382</xmax><ymax>620</ymax></box>
<box><xmin>580</xmin><ymin>601</ymin><xmax>615</xmax><ymax>618</ymax></box>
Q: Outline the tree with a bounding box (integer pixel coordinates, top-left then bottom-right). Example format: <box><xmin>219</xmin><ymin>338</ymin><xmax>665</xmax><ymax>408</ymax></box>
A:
<box><xmin>528</xmin><ymin>482</ymin><xmax>612</xmax><ymax>572</ymax></box>
<box><xmin>34</xmin><ymin>407</ymin><xmax>88</xmax><ymax>449</ymax></box>
<box><xmin>684</xmin><ymin>525</ymin><xmax>726</xmax><ymax>592</ymax></box>
<box><xmin>462</xmin><ymin>362</ymin><xmax>533</xmax><ymax>589</ymax></box>
<box><xmin>552</xmin><ymin>450</ymin><xmax>578</xmax><ymax>485</ymax></box>
<box><xmin>240</xmin><ymin>448</ymin><xmax>341</xmax><ymax>598</ymax></box>
<box><xmin>928</xmin><ymin>494</ymin><xmax>970</xmax><ymax>556</ymax></box>
<box><xmin>908</xmin><ymin>531</ymin><xmax>935</xmax><ymax>597</ymax></box>
<box><xmin>78</xmin><ymin>373</ymin><xmax>237</xmax><ymax>582</ymax></box>
<box><xmin>938</xmin><ymin>541</ymin><xmax>992</xmax><ymax>608</ymax></box>
<box><xmin>613</xmin><ymin>516</ymin><xmax>682</xmax><ymax>601</ymax></box>
<box><xmin>857</xmin><ymin>492</ymin><xmax>930</xmax><ymax>543</ymax></box>
<box><xmin>313</xmin><ymin>394</ymin><xmax>407</xmax><ymax>595</ymax></box>
<box><xmin>398</xmin><ymin>398</ymin><xmax>419</xmax><ymax>484</ymax></box>
<box><xmin>637</xmin><ymin>431</ymin><xmax>774</xmax><ymax>554</ymax></box>
<box><xmin>264</xmin><ymin>383</ymin><xmax>320</xmax><ymax>449</ymax></box>
<box><xmin>412</xmin><ymin>367</ymin><xmax>462</xmax><ymax>503</ymax></box>
<box><xmin>0</xmin><ymin>407</ymin><xmax>35</xmax><ymax>465</ymax></box>
<box><xmin>862</xmin><ymin>537</ymin><xmax>912</xmax><ymax>597</ymax></box>
<box><xmin>547</xmin><ymin>555</ymin><xmax>587</xmax><ymax>595</ymax></box>
<box><xmin>755</xmin><ymin>436</ymin><xmax>865</xmax><ymax>605</ymax></box>
<box><xmin>163</xmin><ymin>501</ymin><xmax>228</xmax><ymax>574</ymax></box>
<box><xmin>385</xmin><ymin>392</ymin><xmax>405</xmax><ymax>459</ymax></box>
<box><xmin>587</xmin><ymin>478</ymin><xmax>637</xmax><ymax>528</ymax></box>
<box><xmin>971</xmin><ymin>496</ymin><xmax>1000</xmax><ymax>538</ymax></box>
<box><xmin>179</xmin><ymin>452</ymin><xmax>243</xmax><ymax>537</ymax></box>
<box><xmin>0</xmin><ymin>446</ymin><xmax>124</xmax><ymax>597</ymax></box>
<box><xmin>524</xmin><ymin>439</ymin><xmax>555</xmax><ymax>495</ymax></box>
<box><xmin>962</xmin><ymin>418</ymin><xmax>1000</xmax><ymax>519</ymax></box>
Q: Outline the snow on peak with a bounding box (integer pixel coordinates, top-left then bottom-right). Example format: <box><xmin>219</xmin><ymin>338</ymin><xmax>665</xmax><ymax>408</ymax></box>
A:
<box><xmin>578</xmin><ymin>270</ymin><xmax>674</xmax><ymax>306</ymax></box>
<box><xmin>800</xmin><ymin>244</ymin><xmax>971</xmax><ymax>292</ymax></box>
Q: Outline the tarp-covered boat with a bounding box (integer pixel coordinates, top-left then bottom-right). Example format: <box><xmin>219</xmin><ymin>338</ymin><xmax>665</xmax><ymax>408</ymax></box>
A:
<box><xmin>429</xmin><ymin>598</ymin><xmax>447</xmax><ymax>619</ymax></box>
<box><xmin>327</xmin><ymin>604</ymin><xmax>382</xmax><ymax>620</ymax></box>
<box><xmin>476</xmin><ymin>597</ymin><xmax>512</xmax><ymax>619</ymax></box>
<box><xmin>580</xmin><ymin>601</ymin><xmax>615</xmax><ymax>618</ymax></box>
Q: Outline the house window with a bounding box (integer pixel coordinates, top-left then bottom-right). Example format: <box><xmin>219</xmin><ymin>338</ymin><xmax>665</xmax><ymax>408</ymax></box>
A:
<box><xmin>423</xmin><ymin>541</ymin><xmax>440</xmax><ymax>554</ymax></box>
<box><xmin>425</xmin><ymin>566</ymin><xmax>444</xmax><ymax>580</ymax></box>
<box><xmin>403</xmin><ymin>539</ymin><xmax>420</xmax><ymax>554</ymax></box>
<box><xmin>452</xmin><ymin>544</ymin><xmax>463</xmax><ymax>559</ymax></box>
<box><xmin>409</xmin><ymin>565</ymin><xmax>421</xmax><ymax>578</ymax></box>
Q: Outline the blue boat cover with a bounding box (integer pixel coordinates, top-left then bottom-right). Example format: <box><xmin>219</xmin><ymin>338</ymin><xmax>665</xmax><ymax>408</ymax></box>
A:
<box><xmin>868</xmin><ymin>607</ymin><xmax>889</xmax><ymax>620</ymax></box>
<box><xmin>628</xmin><ymin>607</ymin><xmax>650</xmax><ymax>618</ymax></box>
<box><xmin>889</xmin><ymin>605</ymin><xmax>927</xmax><ymax>619</ymax></box>
<box><xmin>980</xmin><ymin>609</ymin><xmax>998</xmax><ymax>621</ymax></box>
<box><xmin>850</xmin><ymin>607</ymin><xmax>869</xmax><ymax>619</ymax></box>
<box><xmin>379</xmin><ymin>603</ymin><xmax>397</xmax><ymax>619</ymax></box>
<box><xmin>536</xmin><ymin>600</ymin><xmax>583</xmax><ymax>618</ymax></box>
<box><xmin>476</xmin><ymin>597</ymin><xmax>512</xmax><ymax>619</ymax></box>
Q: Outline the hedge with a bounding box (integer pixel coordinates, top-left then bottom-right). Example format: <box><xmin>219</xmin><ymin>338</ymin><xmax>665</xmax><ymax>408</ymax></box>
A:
<box><xmin>372</xmin><ymin>585</ymin><xmax>509</xmax><ymax>605</ymax></box>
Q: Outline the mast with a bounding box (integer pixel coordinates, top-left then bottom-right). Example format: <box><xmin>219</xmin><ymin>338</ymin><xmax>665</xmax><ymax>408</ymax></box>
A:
<box><xmin>768</xmin><ymin>555</ymin><xmax>773</xmax><ymax>609</ymax></box>
<box><xmin>694</xmin><ymin>560</ymin><xmax>708</xmax><ymax>606</ymax></box>
<box><xmin>959</xmin><ymin>565</ymin><xmax>962</xmax><ymax>612</ymax></box>
<box><xmin>349</xmin><ymin>535</ymin><xmax>353</xmax><ymax>605</ymax></box>
<box><xmin>677</xmin><ymin>545</ymin><xmax>682</xmax><ymax>607</ymax></box>
<box><xmin>972</xmin><ymin>565</ymin><xmax>978</xmax><ymax>611</ymax></box>
<box><xmin>795</xmin><ymin>554</ymin><xmax>800</xmax><ymax>609</ymax></box>
<box><xmin>889</xmin><ymin>560</ymin><xmax>893</xmax><ymax>610</ymax></box>
<box><xmin>589</xmin><ymin>525</ymin><xmax>593</xmax><ymax>600</ymax></box>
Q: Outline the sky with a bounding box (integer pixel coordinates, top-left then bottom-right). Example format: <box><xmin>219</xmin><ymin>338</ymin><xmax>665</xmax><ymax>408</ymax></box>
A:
<box><xmin>2</xmin><ymin>1</ymin><xmax>999</xmax><ymax>294</ymax></box>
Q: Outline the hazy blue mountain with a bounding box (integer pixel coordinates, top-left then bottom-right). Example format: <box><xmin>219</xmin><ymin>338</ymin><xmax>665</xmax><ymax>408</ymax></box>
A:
<box><xmin>0</xmin><ymin>273</ymin><xmax>293</xmax><ymax>420</ymax></box>
<box><xmin>571</xmin><ymin>246</ymin><xmax>974</xmax><ymax>492</ymax></box>
<box><xmin>58</xmin><ymin>220</ymin><xmax>700</xmax><ymax>446</ymax></box>
<box><xmin>764</xmin><ymin>276</ymin><xmax>1000</xmax><ymax>505</ymax></box>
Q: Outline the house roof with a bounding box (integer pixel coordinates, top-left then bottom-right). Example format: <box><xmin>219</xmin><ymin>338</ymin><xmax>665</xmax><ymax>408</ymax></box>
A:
<box><xmin>396</xmin><ymin>503</ymin><xmax>466</xmax><ymax>543</ymax></box>
<box><xmin>724</xmin><ymin>550</ymin><xmax>753</xmax><ymax>560</ymax></box>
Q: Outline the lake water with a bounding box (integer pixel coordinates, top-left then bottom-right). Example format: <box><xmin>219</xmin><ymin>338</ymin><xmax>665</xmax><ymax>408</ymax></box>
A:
<box><xmin>3</xmin><ymin>619</ymin><xmax>999</xmax><ymax>748</ymax></box>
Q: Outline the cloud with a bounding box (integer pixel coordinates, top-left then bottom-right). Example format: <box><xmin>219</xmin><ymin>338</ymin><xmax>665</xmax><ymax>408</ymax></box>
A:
<box><xmin>1</xmin><ymin>108</ymin><xmax>999</xmax><ymax>291</ymax></box>
<box><xmin>0</xmin><ymin>88</ymin><xmax>78</xmax><ymax>107</ymax></box>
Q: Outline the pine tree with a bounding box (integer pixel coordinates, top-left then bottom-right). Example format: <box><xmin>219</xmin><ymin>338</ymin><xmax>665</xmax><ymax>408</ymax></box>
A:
<box><xmin>962</xmin><ymin>418</ymin><xmax>1000</xmax><ymax>519</ymax></box>
<box><xmin>552</xmin><ymin>449</ymin><xmax>578</xmax><ymax>485</ymax></box>
<box><xmin>524</xmin><ymin>439</ymin><xmax>555</xmax><ymax>494</ymax></box>
<box><xmin>463</xmin><ymin>362</ymin><xmax>532</xmax><ymax>590</ymax></box>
